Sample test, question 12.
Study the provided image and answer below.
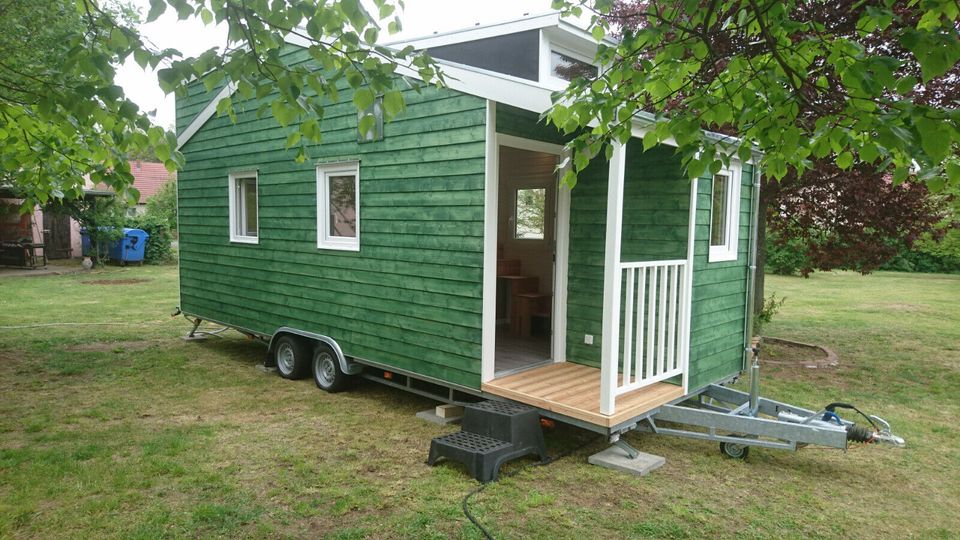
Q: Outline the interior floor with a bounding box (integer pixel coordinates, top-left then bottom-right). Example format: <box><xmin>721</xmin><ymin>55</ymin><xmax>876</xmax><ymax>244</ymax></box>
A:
<box><xmin>494</xmin><ymin>324</ymin><xmax>551</xmax><ymax>376</ymax></box>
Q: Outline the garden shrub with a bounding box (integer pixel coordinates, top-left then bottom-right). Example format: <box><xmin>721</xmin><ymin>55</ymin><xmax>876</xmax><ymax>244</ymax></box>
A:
<box><xmin>127</xmin><ymin>213</ymin><xmax>174</xmax><ymax>264</ymax></box>
<box><xmin>764</xmin><ymin>230</ymin><xmax>810</xmax><ymax>276</ymax></box>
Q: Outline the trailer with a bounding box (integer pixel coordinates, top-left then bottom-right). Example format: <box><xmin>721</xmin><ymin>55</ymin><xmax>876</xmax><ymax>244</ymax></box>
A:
<box><xmin>174</xmin><ymin>12</ymin><xmax>903</xmax><ymax>474</ymax></box>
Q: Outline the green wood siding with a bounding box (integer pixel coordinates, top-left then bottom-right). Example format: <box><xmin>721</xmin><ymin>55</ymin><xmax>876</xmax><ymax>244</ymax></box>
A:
<box><xmin>496</xmin><ymin>104</ymin><xmax>570</xmax><ymax>145</ymax></box>
<box><xmin>564</xmin><ymin>141</ymin><xmax>755</xmax><ymax>391</ymax></box>
<box><xmin>176</xmin><ymin>47</ymin><xmax>488</xmax><ymax>389</ymax></box>
<box><xmin>176</xmin><ymin>82</ymin><xmax>221</xmax><ymax>136</ymax></box>
<box><xmin>688</xmin><ymin>161</ymin><xmax>754</xmax><ymax>389</ymax></box>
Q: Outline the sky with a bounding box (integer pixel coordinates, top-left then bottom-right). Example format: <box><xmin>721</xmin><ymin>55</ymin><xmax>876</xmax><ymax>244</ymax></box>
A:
<box><xmin>115</xmin><ymin>0</ymin><xmax>561</xmax><ymax>130</ymax></box>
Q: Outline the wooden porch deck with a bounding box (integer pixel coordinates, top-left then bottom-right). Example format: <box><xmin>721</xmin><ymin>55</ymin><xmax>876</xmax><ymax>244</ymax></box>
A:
<box><xmin>481</xmin><ymin>362</ymin><xmax>685</xmax><ymax>428</ymax></box>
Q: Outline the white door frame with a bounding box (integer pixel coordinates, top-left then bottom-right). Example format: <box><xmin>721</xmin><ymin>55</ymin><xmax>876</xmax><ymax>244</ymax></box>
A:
<box><xmin>481</xmin><ymin>103</ymin><xmax>570</xmax><ymax>383</ymax></box>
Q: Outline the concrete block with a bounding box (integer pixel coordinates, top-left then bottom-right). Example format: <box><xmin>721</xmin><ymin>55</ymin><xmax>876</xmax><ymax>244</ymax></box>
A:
<box><xmin>416</xmin><ymin>409</ymin><xmax>462</xmax><ymax>425</ymax></box>
<box><xmin>588</xmin><ymin>446</ymin><xmax>665</xmax><ymax>476</ymax></box>
<box><xmin>435</xmin><ymin>404</ymin><xmax>464</xmax><ymax>419</ymax></box>
<box><xmin>256</xmin><ymin>364</ymin><xmax>278</xmax><ymax>374</ymax></box>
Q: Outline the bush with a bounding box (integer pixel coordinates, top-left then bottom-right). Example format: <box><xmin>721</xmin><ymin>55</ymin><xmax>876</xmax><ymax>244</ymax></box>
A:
<box><xmin>144</xmin><ymin>179</ymin><xmax>177</xmax><ymax>232</ymax></box>
<box><xmin>765</xmin><ymin>230</ymin><xmax>809</xmax><ymax>276</ymax></box>
<box><xmin>753</xmin><ymin>293</ymin><xmax>786</xmax><ymax>335</ymax></box>
<box><xmin>880</xmin><ymin>249</ymin><xmax>960</xmax><ymax>274</ymax></box>
<box><xmin>126</xmin><ymin>214</ymin><xmax>174</xmax><ymax>264</ymax></box>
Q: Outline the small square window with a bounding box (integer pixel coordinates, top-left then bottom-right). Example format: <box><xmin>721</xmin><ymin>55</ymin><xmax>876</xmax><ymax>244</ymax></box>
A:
<box><xmin>357</xmin><ymin>97</ymin><xmax>383</xmax><ymax>142</ymax></box>
<box><xmin>317</xmin><ymin>161</ymin><xmax>360</xmax><ymax>251</ymax></box>
<box><xmin>515</xmin><ymin>188</ymin><xmax>546</xmax><ymax>240</ymax></box>
<box><xmin>228</xmin><ymin>172</ymin><xmax>258</xmax><ymax>244</ymax></box>
<box><xmin>708</xmin><ymin>166</ymin><xmax>741</xmax><ymax>262</ymax></box>
<box><xmin>550</xmin><ymin>51</ymin><xmax>597</xmax><ymax>82</ymax></box>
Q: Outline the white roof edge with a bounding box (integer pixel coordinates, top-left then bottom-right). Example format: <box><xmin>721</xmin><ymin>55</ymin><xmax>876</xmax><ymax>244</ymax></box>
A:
<box><xmin>179</xmin><ymin>32</ymin><xmax>742</xmax><ymax>154</ymax></box>
<box><xmin>176</xmin><ymin>81</ymin><xmax>236</xmax><ymax>150</ymax></box>
<box><xmin>382</xmin><ymin>12</ymin><xmax>560</xmax><ymax>49</ymax></box>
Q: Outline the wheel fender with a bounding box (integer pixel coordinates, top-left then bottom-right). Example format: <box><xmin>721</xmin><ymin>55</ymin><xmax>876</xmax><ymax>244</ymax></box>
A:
<box><xmin>268</xmin><ymin>327</ymin><xmax>361</xmax><ymax>375</ymax></box>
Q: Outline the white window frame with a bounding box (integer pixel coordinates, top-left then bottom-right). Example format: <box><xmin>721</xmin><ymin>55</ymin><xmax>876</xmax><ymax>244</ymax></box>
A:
<box><xmin>228</xmin><ymin>170</ymin><xmax>259</xmax><ymax>244</ymax></box>
<box><xmin>316</xmin><ymin>161</ymin><xmax>360</xmax><ymax>251</ymax></box>
<box><xmin>540</xmin><ymin>38</ymin><xmax>599</xmax><ymax>89</ymax></box>
<box><xmin>708</xmin><ymin>162</ymin><xmax>742</xmax><ymax>263</ymax></box>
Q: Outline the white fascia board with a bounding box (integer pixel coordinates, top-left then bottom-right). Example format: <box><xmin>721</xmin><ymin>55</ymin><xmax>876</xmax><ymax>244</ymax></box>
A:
<box><xmin>382</xmin><ymin>12</ymin><xmax>561</xmax><ymax>49</ymax></box>
<box><xmin>178</xmin><ymin>32</ymin><xmax>756</xmax><ymax>156</ymax></box>
<box><xmin>397</xmin><ymin>60</ymin><xmax>555</xmax><ymax>113</ymax></box>
<box><xmin>556</xmin><ymin>18</ymin><xmax>619</xmax><ymax>46</ymax></box>
<box><xmin>176</xmin><ymin>81</ymin><xmax>236</xmax><ymax>150</ymax></box>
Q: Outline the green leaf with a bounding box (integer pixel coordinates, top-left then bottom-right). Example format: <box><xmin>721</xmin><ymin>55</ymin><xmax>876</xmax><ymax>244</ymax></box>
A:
<box><xmin>382</xmin><ymin>90</ymin><xmax>404</xmax><ymax>117</ymax></box>
<box><xmin>916</xmin><ymin>117</ymin><xmax>951</xmax><ymax>162</ymax></box>
<box><xmin>945</xmin><ymin>161</ymin><xmax>960</xmax><ymax>184</ymax></box>
<box><xmin>352</xmin><ymin>88</ymin><xmax>375</xmax><ymax>111</ymax></box>
<box><xmin>592</xmin><ymin>25</ymin><xmax>605</xmax><ymax>42</ymax></box>
<box><xmin>285</xmin><ymin>131</ymin><xmax>301</xmax><ymax>149</ymax></box>
<box><xmin>836</xmin><ymin>151</ymin><xmax>853</xmax><ymax>169</ymax></box>
<box><xmin>560</xmin><ymin>169</ymin><xmax>578</xmax><ymax>189</ymax></box>
<box><xmin>358</xmin><ymin>114</ymin><xmax>376</xmax><ymax>138</ymax></box>
<box><xmin>146</xmin><ymin>0</ymin><xmax>167</xmax><ymax>22</ymax></box>
<box><xmin>642</xmin><ymin>130</ymin><xmax>658</xmax><ymax>151</ymax></box>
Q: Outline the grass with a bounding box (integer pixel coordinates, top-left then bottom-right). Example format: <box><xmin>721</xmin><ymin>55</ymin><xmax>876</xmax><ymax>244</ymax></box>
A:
<box><xmin>0</xmin><ymin>266</ymin><xmax>958</xmax><ymax>538</ymax></box>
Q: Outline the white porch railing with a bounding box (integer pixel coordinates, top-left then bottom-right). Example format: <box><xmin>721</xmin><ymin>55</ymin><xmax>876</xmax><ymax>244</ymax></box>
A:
<box><xmin>615</xmin><ymin>260</ymin><xmax>687</xmax><ymax>397</ymax></box>
<box><xmin>599</xmin><ymin>141</ymin><xmax>697</xmax><ymax>416</ymax></box>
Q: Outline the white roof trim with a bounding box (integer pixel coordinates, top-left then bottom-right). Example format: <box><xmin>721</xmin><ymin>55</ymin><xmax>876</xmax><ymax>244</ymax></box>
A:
<box><xmin>176</xmin><ymin>28</ymin><xmax>744</xmax><ymax>153</ymax></box>
<box><xmin>382</xmin><ymin>12</ymin><xmax>560</xmax><ymax>49</ymax></box>
<box><xmin>175</xmin><ymin>44</ymin><xmax>558</xmax><ymax>150</ymax></box>
<box><xmin>384</xmin><ymin>11</ymin><xmax>617</xmax><ymax>51</ymax></box>
<box><xmin>176</xmin><ymin>81</ymin><xmax>236</xmax><ymax>150</ymax></box>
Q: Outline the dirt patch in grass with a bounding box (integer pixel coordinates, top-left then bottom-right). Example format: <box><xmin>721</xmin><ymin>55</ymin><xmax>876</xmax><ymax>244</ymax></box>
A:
<box><xmin>762</xmin><ymin>337</ymin><xmax>838</xmax><ymax>368</ymax></box>
<box><xmin>65</xmin><ymin>340</ymin><xmax>160</xmax><ymax>353</ymax></box>
<box><xmin>81</xmin><ymin>279</ymin><xmax>150</xmax><ymax>285</ymax></box>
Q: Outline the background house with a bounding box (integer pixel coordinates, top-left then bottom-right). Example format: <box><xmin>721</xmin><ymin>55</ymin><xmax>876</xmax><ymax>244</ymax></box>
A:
<box><xmin>127</xmin><ymin>160</ymin><xmax>176</xmax><ymax>215</ymax></box>
<box><xmin>0</xmin><ymin>162</ymin><xmax>172</xmax><ymax>265</ymax></box>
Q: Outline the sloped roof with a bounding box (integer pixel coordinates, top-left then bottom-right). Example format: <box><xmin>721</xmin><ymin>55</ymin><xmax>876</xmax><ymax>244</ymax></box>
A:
<box><xmin>176</xmin><ymin>14</ymin><xmax>757</xmax><ymax>161</ymax></box>
<box><xmin>130</xmin><ymin>161</ymin><xmax>174</xmax><ymax>203</ymax></box>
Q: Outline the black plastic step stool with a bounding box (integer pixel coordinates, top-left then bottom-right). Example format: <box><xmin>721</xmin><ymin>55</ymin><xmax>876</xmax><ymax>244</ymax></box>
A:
<box><xmin>427</xmin><ymin>400</ymin><xmax>547</xmax><ymax>482</ymax></box>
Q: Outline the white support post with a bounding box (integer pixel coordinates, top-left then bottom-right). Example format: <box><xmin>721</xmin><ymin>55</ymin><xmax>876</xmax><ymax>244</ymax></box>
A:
<box><xmin>600</xmin><ymin>141</ymin><xmax>627</xmax><ymax>415</ymax></box>
<box><xmin>481</xmin><ymin>101</ymin><xmax>499</xmax><ymax>383</ymax></box>
<box><xmin>681</xmin><ymin>177</ymin><xmax>698</xmax><ymax>394</ymax></box>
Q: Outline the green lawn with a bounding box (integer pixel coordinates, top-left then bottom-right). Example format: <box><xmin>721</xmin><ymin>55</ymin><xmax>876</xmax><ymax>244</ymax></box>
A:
<box><xmin>0</xmin><ymin>266</ymin><xmax>958</xmax><ymax>538</ymax></box>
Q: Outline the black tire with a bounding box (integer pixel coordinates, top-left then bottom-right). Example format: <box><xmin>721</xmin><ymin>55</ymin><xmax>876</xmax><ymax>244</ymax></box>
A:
<box><xmin>273</xmin><ymin>335</ymin><xmax>311</xmax><ymax>380</ymax></box>
<box><xmin>312</xmin><ymin>343</ymin><xmax>351</xmax><ymax>393</ymax></box>
<box><xmin>720</xmin><ymin>440</ymin><xmax>750</xmax><ymax>460</ymax></box>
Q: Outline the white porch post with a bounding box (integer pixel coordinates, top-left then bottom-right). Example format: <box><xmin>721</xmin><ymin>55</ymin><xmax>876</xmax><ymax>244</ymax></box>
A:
<box><xmin>681</xmin><ymin>177</ymin><xmax>698</xmax><ymax>394</ymax></box>
<box><xmin>600</xmin><ymin>141</ymin><xmax>627</xmax><ymax>415</ymax></box>
<box><xmin>481</xmin><ymin>101</ymin><xmax>498</xmax><ymax>383</ymax></box>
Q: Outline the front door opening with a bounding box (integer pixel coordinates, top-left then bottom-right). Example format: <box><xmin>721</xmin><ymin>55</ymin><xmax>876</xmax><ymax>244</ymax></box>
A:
<box><xmin>494</xmin><ymin>146</ymin><xmax>557</xmax><ymax>376</ymax></box>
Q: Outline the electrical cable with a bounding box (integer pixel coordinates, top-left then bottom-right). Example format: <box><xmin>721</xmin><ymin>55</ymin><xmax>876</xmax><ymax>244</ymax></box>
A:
<box><xmin>461</xmin><ymin>433</ymin><xmax>602</xmax><ymax>540</ymax></box>
<box><xmin>0</xmin><ymin>320</ymin><xmax>170</xmax><ymax>329</ymax></box>
<box><xmin>823</xmin><ymin>402</ymin><xmax>881</xmax><ymax>432</ymax></box>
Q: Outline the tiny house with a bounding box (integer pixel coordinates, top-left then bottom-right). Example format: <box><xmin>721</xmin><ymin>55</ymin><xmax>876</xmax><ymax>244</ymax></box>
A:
<box><xmin>175</xmin><ymin>13</ymin><xmax>760</xmax><ymax>436</ymax></box>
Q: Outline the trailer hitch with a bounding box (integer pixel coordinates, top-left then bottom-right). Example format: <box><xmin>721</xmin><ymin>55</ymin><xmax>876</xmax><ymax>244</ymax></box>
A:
<box><xmin>778</xmin><ymin>405</ymin><xmax>906</xmax><ymax>448</ymax></box>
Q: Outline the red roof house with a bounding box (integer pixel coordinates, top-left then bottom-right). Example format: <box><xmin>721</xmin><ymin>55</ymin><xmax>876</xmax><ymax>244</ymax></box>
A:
<box><xmin>131</xmin><ymin>161</ymin><xmax>175</xmax><ymax>203</ymax></box>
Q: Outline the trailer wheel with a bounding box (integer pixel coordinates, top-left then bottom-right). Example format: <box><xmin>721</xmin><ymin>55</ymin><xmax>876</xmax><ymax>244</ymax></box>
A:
<box><xmin>274</xmin><ymin>335</ymin><xmax>311</xmax><ymax>380</ymax></box>
<box><xmin>313</xmin><ymin>343</ymin><xmax>351</xmax><ymax>393</ymax></box>
<box><xmin>720</xmin><ymin>440</ymin><xmax>750</xmax><ymax>460</ymax></box>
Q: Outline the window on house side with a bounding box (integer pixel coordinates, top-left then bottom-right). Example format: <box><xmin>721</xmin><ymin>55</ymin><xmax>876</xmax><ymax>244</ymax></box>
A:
<box><xmin>357</xmin><ymin>97</ymin><xmax>384</xmax><ymax>142</ymax></box>
<box><xmin>710</xmin><ymin>174</ymin><xmax>729</xmax><ymax>247</ymax></box>
<box><xmin>708</xmin><ymin>167</ymin><xmax>741</xmax><ymax>262</ymax></box>
<box><xmin>550</xmin><ymin>51</ymin><xmax>597</xmax><ymax>82</ymax></box>
<box><xmin>229</xmin><ymin>172</ymin><xmax>258</xmax><ymax>244</ymax></box>
<box><xmin>317</xmin><ymin>162</ymin><xmax>360</xmax><ymax>251</ymax></box>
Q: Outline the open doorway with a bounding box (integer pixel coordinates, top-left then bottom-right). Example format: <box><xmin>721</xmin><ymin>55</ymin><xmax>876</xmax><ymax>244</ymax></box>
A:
<box><xmin>494</xmin><ymin>145</ymin><xmax>558</xmax><ymax>376</ymax></box>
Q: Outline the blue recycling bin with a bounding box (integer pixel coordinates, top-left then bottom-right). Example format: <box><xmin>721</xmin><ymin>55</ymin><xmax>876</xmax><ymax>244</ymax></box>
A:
<box><xmin>108</xmin><ymin>228</ymin><xmax>149</xmax><ymax>264</ymax></box>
